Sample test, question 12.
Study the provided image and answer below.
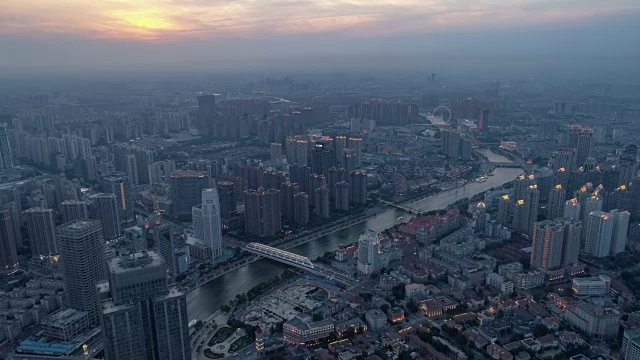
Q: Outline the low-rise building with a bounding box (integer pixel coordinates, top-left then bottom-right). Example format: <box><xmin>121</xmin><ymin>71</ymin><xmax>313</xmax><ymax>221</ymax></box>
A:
<box><xmin>41</xmin><ymin>308</ymin><xmax>91</xmax><ymax>342</ymax></box>
<box><xmin>283</xmin><ymin>316</ymin><xmax>335</xmax><ymax>344</ymax></box>
<box><xmin>572</xmin><ymin>275</ymin><xmax>611</xmax><ymax>296</ymax></box>
<box><xmin>563</xmin><ymin>301</ymin><xmax>621</xmax><ymax>339</ymax></box>
<box><xmin>365</xmin><ymin>309</ymin><xmax>387</xmax><ymax>330</ymax></box>
<box><xmin>486</xmin><ymin>273</ymin><xmax>514</xmax><ymax>294</ymax></box>
<box><xmin>487</xmin><ymin>343</ymin><xmax>514</xmax><ymax>360</ymax></box>
<box><xmin>405</xmin><ymin>283</ymin><xmax>427</xmax><ymax>299</ymax></box>
<box><xmin>387</xmin><ymin>307</ymin><xmax>404</xmax><ymax>324</ymax></box>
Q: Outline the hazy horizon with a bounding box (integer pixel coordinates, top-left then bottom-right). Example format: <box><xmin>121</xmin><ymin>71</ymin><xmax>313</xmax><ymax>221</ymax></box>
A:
<box><xmin>2</xmin><ymin>1</ymin><xmax>640</xmax><ymax>81</ymax></box>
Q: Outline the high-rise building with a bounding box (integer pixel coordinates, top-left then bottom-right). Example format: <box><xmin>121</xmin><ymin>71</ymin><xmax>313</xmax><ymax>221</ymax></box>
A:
<box><xmin>270</xmin><ymin>142</ymin><xmax>282</xmax><ymax>162</ymax></box>
<box><xmin>478</xmin><ymin>109</ymin><xmax>490</xmax><ymax>131</ymax></box>
<box><xmin>216</xmin><ymin>181</ymin><xmax>236</xmax><ymax>219</ymax></box>
<box><xmin>530</xmin><ymin>220</ymin><xmax>565</xmax><ymax>270</ymax></box>
<box><xmin>344</xmin><ymin>148</ymin><xmax>358</xmax><ymax>173</ymax></box>
<box><xmin>327</xmin><ymin>167</ymin><xmax>347</xmax><ymax>201</ymax></box>
<box><xmin>552</xmin><ymin>148</ymin><xmax>577</xmax><ymax>172</ymax></box>
<box><xmin>569</xmin><ymin>125</ymin><xmax>594</xmax><ymax>169</ymax></box>
<box><xmin>350</xmin><ymin>170</ymin><xmax>367</xmax><ymax>205</ymax></box>
<box><xmin>621</xmin><ymin>327</ymin><xmax>640</xmax><ymax>360</ymax></box>
<box><xmin>0</xmin><ymin>205</ymin><xmax>19</xmax><ymax>270</ymax></box>
<box><xmin>564</xmin><ymin>198</ymin><xmax>581</xmax><ymax>220</ymax></box>
<box><xmin>148</xmin><ymin>160</ymin><xmax>176</xmax><ymax>185</ymax></box>
<box><xmin>124</xmin><ymin>154</ymin><xmax>139</xmax><ymax>186</ymax></box>
<box><xmin>289</xmin><ymin>164</ymin><xmax>311</xmax><ymax>194</ymax></box>
<box><xmin>24</xmin><ymin>207</ymin><xmax>57</xmax><ymax>256</ymax></box>
<box><xmin>244</xmin><ymin>188</ymin><xmax>281</xmax><ymax>237</ymax></box>
<box><xmin>101</xmin><ymin>250</ymin><xmax>190</xmax><ymax>360</ymax></box>
<box><xmin>56</xmin><ymin>220</ymin><xmax>106</xmax><ymax>324</ymax></box>
<box><xmin>293</xmin><ymin>192</ymin><xmax>309</xmax><ymax>226</ymax></box>
<box><xmin>547</xmin><ymin>184</ymin><xmax>566</xmax><ymax>220</ymax></box>
<box><xmin>295</xmin><ymin>139</ymin><xmax>309</xmax><ymax>165</ymax></box>
<box><xmin>102</xmin><ymin>172</ymin><xmax>133</xmax><ymax>223</ymax></box>
<box><xmin>311</xmin><ymin>143</ymin><xmax>333</xmax><ymax>177</ymax></box>
<box><xmin>441</xmin><ymin>129</ymin><xmax>461</xmax><ymax>159</ymax></box>
<box><xmin>0</xmin><ymin>123</ymin><xmax>14</xmax><ymax>171</ymax></box>
<box><xmin>335</xmin><ymin>136</ymin><xmax>347</xmax><ymax>166</ymax></box>
<box><xmin>610</xmin><ymin>209</ymin><xmax>630</xmax><ymax>255</ymax></box>
<box><xmin>460</xmin><ymin>138</ymin><xmax>472</xmax><ymax>161</ymax></box>
<box><xmin>192</xmin><ymin>189</ymin><xmax>223</xmax><ymax>262</ymax></box>
<box><xmin>280</xmin><ymin>181</ymin><xmax>300</xmax><ymax>222</ymax></box>
<box><xmin>513</xmin><ymin>174</ymin><xmax>536</xmax><ymax>201</ymax></box>
<box><xmin>618</xmin><ymin>144</ymin><xmax>638</xmax><ymax>187</ymax></box>
<box><xmin>357</xmin><ymin>230</ymin><xmax>381</xmax><ymax>276</ymax></box>
<box><xmin>520</xmin><ymin>185</ymin><xmax>540</xmax><ymax>236</ymax></box>
<box><xmin>197</xmin><ymin>94</ymin><xmax>217</xmax><ymax>137</ymax></box>
<box><xmin>559</xmin><ymin>218</ymin><xmax>582</xmax><ymax>266</ymax></box>
<box><xmin>347</xmin><ymin>137</ymin><xmax>362</xmax><ymax>167</ymax></box>
<box><xmin>334</xmin><ymin>181</ymin><xmax>350</xmax><ymax>211</ymax></box>
<box><xmin>60</xmin><ymin>200</ymin><xmax>89</xmax><ymax>223</ymax></box>
<box><xmin>314</xmin><ymin>186</ymin><xmax>330</xmax><ymax>219</ymax></box>
<box><xmin>169</xmin><ymin>170</ymin><xmax>209</xmax><ymax>218</ymax></box>
<box><xmin>309</xmin><ymin>173</ymin><xmax>327</xmax><ymax>207</ymax></box>
<box><xmin>144</xmin><ymin>214</ymin><xmax>175</xmax><ymax>276</ymax></box>
<box><xmin>581</xmin><ymin>192</ymin><xmax>604</xmax><ymax>241</ymax></box>
<box><xmin>584</xmin><ymin>211</ymin><xmax>613</xmax><ymax>258</ymax></box>
<box><xmin>89</xmin><ymin>193</ymin><xmax>121</xmax><ymax>240</ymax></box>
<box><xmin>497</xmin><ymin>194</ymin><xmax>512</xmax><ymax>225</ymax></box>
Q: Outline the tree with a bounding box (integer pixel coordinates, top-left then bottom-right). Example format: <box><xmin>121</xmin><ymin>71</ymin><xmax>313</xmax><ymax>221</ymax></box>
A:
<box><xmin>533</xmin><ymin>324</ymin><xmax>549</xmax><ymax>337</ymax></box>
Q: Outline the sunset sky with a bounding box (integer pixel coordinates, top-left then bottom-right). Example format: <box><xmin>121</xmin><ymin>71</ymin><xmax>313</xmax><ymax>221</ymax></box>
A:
<box><xmin>2</xmin><ymin>0</ymin><xmax>640</xmax><ymax>76</ymax></box>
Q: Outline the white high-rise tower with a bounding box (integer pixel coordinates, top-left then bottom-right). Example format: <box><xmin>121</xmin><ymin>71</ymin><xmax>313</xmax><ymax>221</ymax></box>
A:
<box><xmin>192</xmin><ymin>188</ymin><xmax>223</xmax><ymax>262</ymax></box>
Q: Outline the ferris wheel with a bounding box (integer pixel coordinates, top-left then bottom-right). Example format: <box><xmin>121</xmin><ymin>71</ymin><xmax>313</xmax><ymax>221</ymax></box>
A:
<box><xmin>432</xmin><ymin>106</ymin><xmax>452</xmax><ymax>123</ymax></box>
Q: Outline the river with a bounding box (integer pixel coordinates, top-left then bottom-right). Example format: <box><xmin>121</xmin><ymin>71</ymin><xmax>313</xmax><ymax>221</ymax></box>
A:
<box><xmin>185</xmin><ymin>167</ymin><xmax>524</xmax><ymax>321</ymax></box>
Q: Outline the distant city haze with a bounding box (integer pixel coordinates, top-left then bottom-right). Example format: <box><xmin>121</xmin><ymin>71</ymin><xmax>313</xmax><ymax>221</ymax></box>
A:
<box><xmin>1</xmin><ymin>1</ymin><xmax>640</xmax><ymax>80</ymax></box>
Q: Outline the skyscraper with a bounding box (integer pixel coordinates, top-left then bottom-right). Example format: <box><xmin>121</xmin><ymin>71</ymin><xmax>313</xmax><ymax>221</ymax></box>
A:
<box><xmin>334</xmin><ymin>181</ymin><xmax>350</xmax><ymax>211</ymax></box>
<box><xmin>357</xmin><ymin>230</ymin><xmax>381</xmax><ymax>276</ymax></box>
<box><xmin>314</xmin><ymin>186</ymin><xmax>330</xmax><ymax>219</ymax></box>
<box><xmin>192</xmin><ymin>189</ymin><xmax>223</xmax><ymax>262</ymax></box>
<box><xmin>124</xmin><ymin>153</ymin><xmax>139</xmax><ymax>186</ymax></box>
<box><xmin>569</xmin><ymin>125</ymin><xmax>594</xmax><ymax>170</ymax></box>
<box><xmin>347</xmin><ymin>137</ymin><xmax>362</xmax><ymax>167</ymax></box>
<box><xmin>270</xmin><ymin>142</ymin><xmax>282</xmax><ymax>162</ymax></box>
<box><xmin>0</xmin><ymin>205</ymin><xmax>19</xmax><ymax>270</ymax></box>
<box><xmin>169</xmin><ymin>170</ymin><xmax>209</xmax><ymax>218</ymax></box>
<box><xmin>584</xmin><ymin>211</ymin><xmax>613</xmax><ymax>258</ymax></box>
<box><xmin>280</xmin><ymin>181</ymin><xmax>300</xmax><ymax>222</ymax></box>
<box><xmin>559</xmin><ymin>218</ymin><xmax>582</xmax><ymax>266</ymax></box>
<box><xmin>60</xmin><ymin>200</ymin><xmax>89</xmax><ymax>223</ymax></box>
<box><xmin>56</xmin><ymin>220</ymin><xmax>106</xmax><ymax>324</ymax></box>
<box><xmin>289</xmin><ymin>164</ymin><xmax>311</xmax><ymax>194</ymax></box>
<box><xmin>197</xmin><ymin>94</ymin><xmax>217</xmax><ymax>137</ymax></box>
<box><xmin>102</xmin><ymin>172</ymin><xmax>133</xmax><ymax>223</ymax></box>
<box><xmin>101</xmin><ymin>250</ymin><xmax>190</xmax><ymax>360</ymax></box>
<box><xmin>350</xmin><ymin>170</ymin><xmax>367</xmax><ymax>205</ymax></box>
<box><xmin>0</xmin><ymin>123</ymin><xmax>13</xmax><ymax>172</ymax></box>
<box><xmin>609</xmin><ymin>209</ymin><xmax>630</xmax><ymax>255</ymax></box>
<box><xmin>552</xmin><ymin>148</ymin><xmax>577</xmax><ymax>172</ymax></box>
<box><xmin>293</xmin><ymin>192</ymin><xmax>309</xmax><ymax>226</ymax></box>
<box><xmin>335</xmin><ymin>136</ymin><xmax>347</xmax><ymax>166</ymax></box>
<box><xmin>618</xmin><ymin>144</ymin><xmax>638</xmax><ymax>187</ymax></box>
<box><xmin>581</xmin><ymin>192</ymin><xmax>604</xmax><ymax>241</ymax></box>
<box><xmin>216</xmin><ymin>181</ymin><xmax>236</xmax><ymax>219</ymax></box>
<box><xmin>521</xmin><ymin>185</ymin><xmax>540</xmax><ymax>236</ymax></box>
<box><xmin>530</xmin><ymin>220</ymin><xmax>565</xmax><ymax>270</ymax></box>
<box><xmin>89</xmin><ymin>193</ymin><xmax>121</xmax><ymax>240</ymax></box>
<box><xmin>441</xmin><ymin>129</ymin><xmax>461</xmax><ymax>159</ymax></box>
<box><xmin>547</xmin><ymin>184</ymin><xmax>566</xmax><ymax>220</ymax></box>
<box><xmin>244</xmin><ymin>188</ymin><xmax>281</xmax><ymax>237</ymax></box>
<box><xmin>344</xmin><ymin>148</ymin><xmax>358</xmax><ymax>173</ymax></box>
<box><xmin>513</xmin><ymin>174</ymin><xmax>536</xmax><ymax>201</ymax></box>
<box><xmin>564</xmin><ymin>198</ymin><xmax>581</xmax><ymax>220</ymax></box>
<box><xmin>144</xmin><ymin>214</ymin><xmax>175</xmax><ymax>276</ymax></box>
<box><xmin>497</xmin><ymin>194</ymin><xmax>513</xmax><ymax>225</ymax></box>
<box><xmin>24</xmin><ymin>207</ymin><xmax>57</xmax><ymax>256</ymax></box>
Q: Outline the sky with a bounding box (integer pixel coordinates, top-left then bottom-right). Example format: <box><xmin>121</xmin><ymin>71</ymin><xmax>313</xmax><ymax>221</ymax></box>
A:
<box><xmin>2</xmin><ymin>0</ymin><xmax>640</xmax><ymax>79</ymax></box>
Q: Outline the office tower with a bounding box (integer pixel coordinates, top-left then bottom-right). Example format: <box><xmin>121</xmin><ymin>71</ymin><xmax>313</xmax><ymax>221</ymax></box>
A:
<box><xmin>621</xmin><ymin>327</ymin><xmax>640</xmax><ymax>360</ymax></box>
<box><xmin>547</xmin><ymin>185</ymin><xmax>566</xmax><ymax>220</ymax></box>
<box><xmin>270</xmin><ymin>142</ymin><xmax>282</xmax><ymax>161</ymax></box>
<box><xmin>144</xmin><ymin>215</ymin><xmax>175</xmax><ymax>276</ymax></box>
<box><xmin>102</xmin><ymin>172</ymin><xmax>133</xmax><ymax>223</ymax></box>
<box><xmin>559</xmin><ymin>218</ymin><xmax>582</xmax><ymax>266</ymax></box>
<box><xmin>552</xmin><ymin>148</ymin><xmax>577</xmax><ymax>172</ymax></box>
<box><xmin>569</xmin><ymin>125</ymin><xmax>594</xmax><ymax>169</ymax></box>
<box><xmin>0</xmin><ymin>206</ymin><xmax>19</xmax><ymax>270</ymax></box>
<box><xmin>60</xmin><ymin>200</ymin><xmax>89</xmax><ymax>223</ymax></box>
<box><xmin>216</xmin><ymin>181</ymin><xmax>236</xmax><ymax>219</ymax></box>
<box><xmin>513</xmin><ymin>174</ymin><xmax>536</xmax><ymax>201</ymax></box>
<box><xmin>89</xmin><ymin>193</ymin><xmax>121</xmax><ymax>240</ymax></box>
<box><xmin>335</xmin><ymin>136</ymin><xmax>347</xmax><ymax>166</ymax></box>
<box><xmin>357</xmin><ymin>230</ymin><xmax>381</xmax><ymax>276</ymax></box>
<box><xmin>497</xmin><ymin>195</ymin><xmax>512</xmax><ymax>225</ymax></box>
<box><xmin>192</xmin><ymin>189</ymin><xmax>223</xmax><ymax>262</ymax></box>
<box><xmin>350</xmin><ymin>170</ymin><xmax>367</xmax><ymax>205</ymax></box>
<box><xmin>293</xmin><ymin>192</ymin><xmax>309</xmax><ymax>226</ymax></box>
<box><xmin>530</xmin><ymin>220</ymin><xmax>565</xmax><ymax>270</ymax></box>
<box><xmin>441</xmin><ymin>129</ymin><xmax>460</xmax><ymax>159</ymax></box>
<box><xmin>289</xmin><ymin>164</ymin><xmax>311</xmax><ymax>194</ymax></box>
<box><xmin>197</xmin><ymin>94</ymin><xmax>217</xmax><ymax>137</ymax></box>
<box><xmin>244</xmin><ymin>188</ymin><xmax>281</xmax><ymax>237</ymax></box>
<box><xmin>344</xmin><ymin>148</ymin><xmax>358</xmax><ymax>173</ymax></box>
<box><xmin>618</xmin><ymin>144</ymin><xmax>638</xmax><ymax>187</ymax></box>
<box><xmin>56</xmin><ymin>220</ymin><xmax>106</xmax><ymax>324</ymax></box>
<box><xmin>610</xmin><ymin>209</ymin><xmax>630</xmax><ymax>255</ymax></box>
<box><xmin>24</xmin><ymin>208</ymin><xmax>57</xmax><ymax>256</ymax></box>
<box><xmin>348</xmin><ymin>137</ymin><xmax>363</xmax><ymax>167</ymax></box>
<box><xmin>148</xmin><ymin>160</ymin><xmax>177</xmax><ymax>185</ymax></box>
<box><xmin>334</xmin><ymin>181</ymin><xmax>350</xmax><ymax>211</ymax></box>
<box><xmin>295</xmin><ymin>139</ymin><xmax>309</xmax><ymax>165</ymax></box>
<box><xmin>0</xmin><ymin>123</ymin><xmax>14</xmax><ymax>171</ymax></box>
<box><xmin>314</xmin><ymin>186</ymin><xmax>330</xmax><ymax>219</ymax></box>
<box><xmin>124</xmin><ymin>154</ymin><xmax>139</xmax><ymax>186</ymax></box>
<box><xmin>280</xmin><ymin>181</ymin><xmax>300</xmax><ymax>221</ymax></box>
<box><xmin>101</xmin><ymin>250</ymin><xmax>190</xmax><ymax>360</ymax></box>
<box><xmin>584</xmin><ymin>211</ymin><xmax>613</xmax><ymax>258</ymax></box>
<box><xmin>169</xmin><ymin>170</ymin><xmax>209</xmax><ymax>218</ymax></box>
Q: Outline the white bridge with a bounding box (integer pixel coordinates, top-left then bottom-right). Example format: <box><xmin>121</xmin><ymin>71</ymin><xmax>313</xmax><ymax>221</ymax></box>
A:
<box><xmin>244</xmin><ymin>242</ymin><xmax>357</xmax><ymax>287</ymax></box>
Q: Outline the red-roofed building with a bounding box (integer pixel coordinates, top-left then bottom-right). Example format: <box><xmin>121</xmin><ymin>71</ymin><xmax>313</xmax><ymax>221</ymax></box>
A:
<box><xmin>399</xmin><ymin>210</ymin><xmax>463</xmax><ymax>244</ymax></box>
<box><xmin>536</xmin><ymin>335</ymin><xmax>558</xmax><ymax>349</ymax></box>
<box><xmin>487</xmin><ymin>344</ymin><xmax>514</xmax><ymax>360</ymax></box>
